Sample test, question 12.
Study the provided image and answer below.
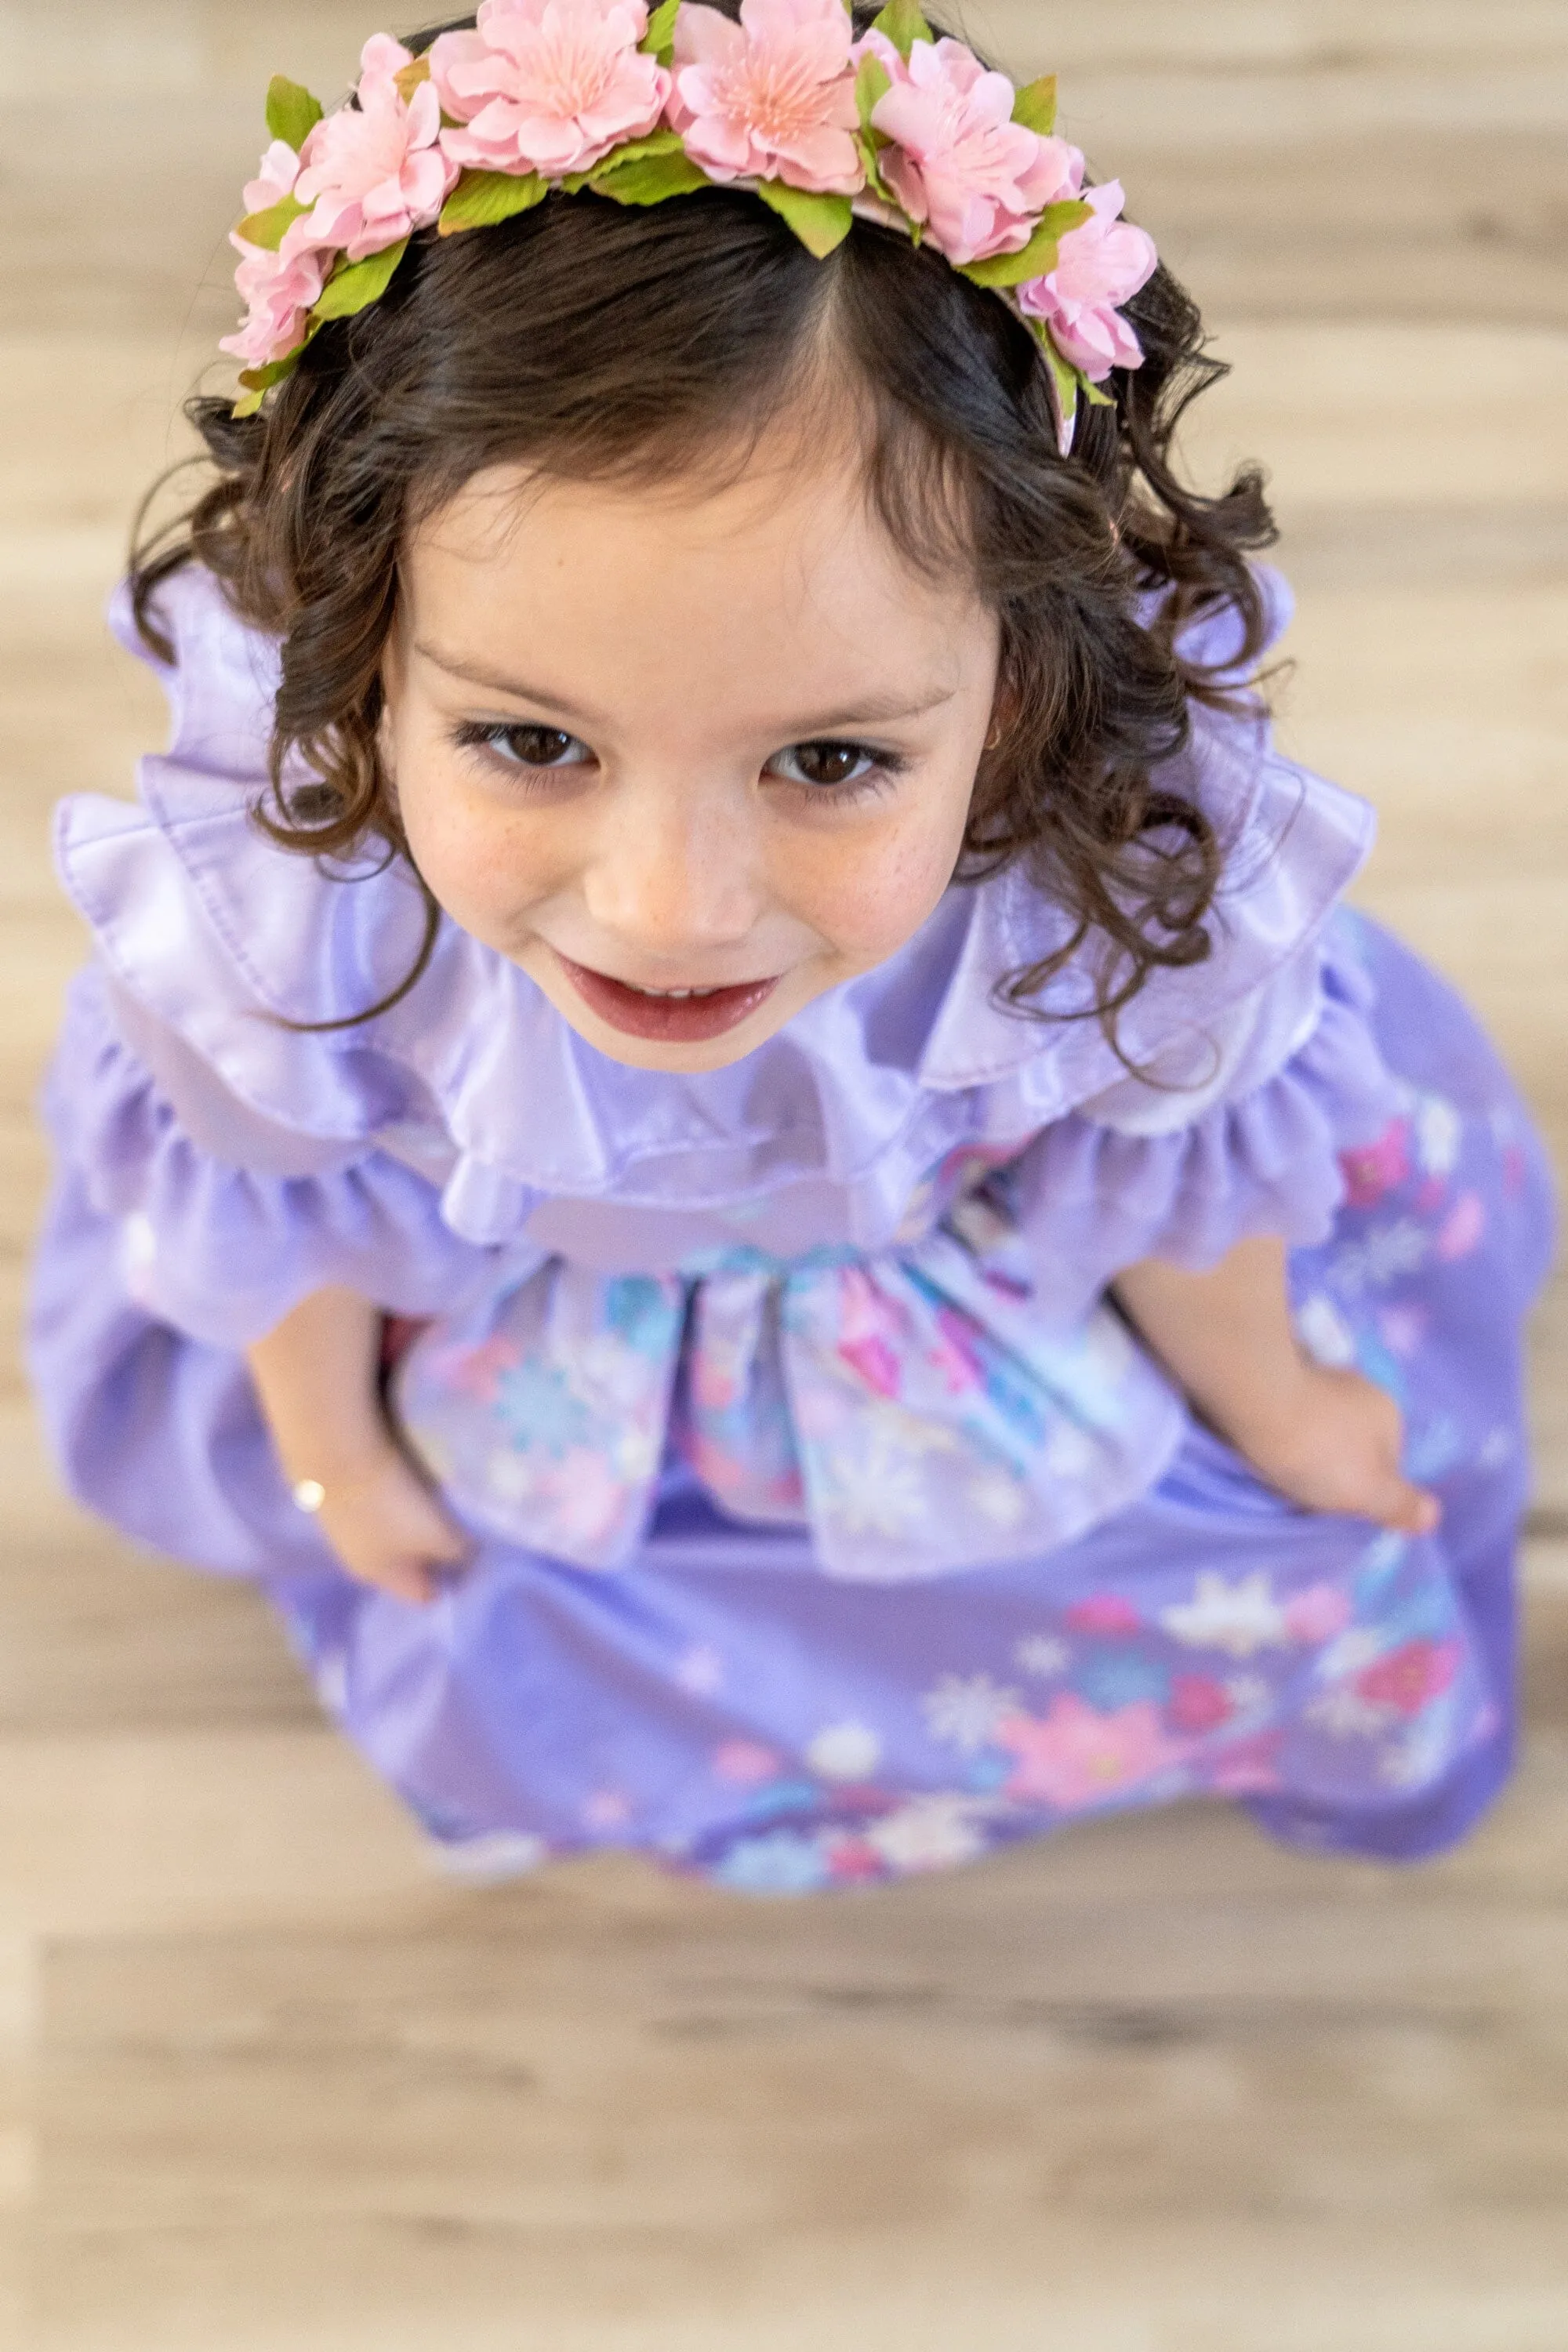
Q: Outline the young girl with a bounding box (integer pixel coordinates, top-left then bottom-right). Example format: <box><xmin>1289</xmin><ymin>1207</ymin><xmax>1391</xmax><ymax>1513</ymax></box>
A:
<box><xmin>31</xmin><ymin>0</ymin><xmax>1554</xmax><ymax>1890</ymax></box>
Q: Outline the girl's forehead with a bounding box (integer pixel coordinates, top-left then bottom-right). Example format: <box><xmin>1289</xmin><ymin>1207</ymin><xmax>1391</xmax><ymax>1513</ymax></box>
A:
<box><xmin>407</xmin><ymin>445</ymin><xmax>989</xmax><ymax>643</ymax></box>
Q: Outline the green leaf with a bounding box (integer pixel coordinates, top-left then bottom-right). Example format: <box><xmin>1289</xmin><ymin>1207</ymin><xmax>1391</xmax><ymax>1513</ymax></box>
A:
<box><xmin>867</xmin><ymin>0</ymin><xmax>933</xmax><ymax>61</ymax></box>
<box><xmin>590</xmin><ymin>149</ymin><xmax>711</xmax><ymax>206</ymax></box>
<box><xmin>437</xmin><ymin>169</ymin><xmax>546</xmax><ymax>235</ymax></box>
<box><xmin>266</xmin><ymin>75</ymin><xmax>324</xmax><ymax>153</ymax></box>
<box><xmin>232</xmin><ymin>348</ymin><xmax>305</xmax><ymax>416</ymax></box>
<box><xmin>310</xmin><ymin>238</ymin><xmax>410</xmax><ymax>321</ymax></box>
<box><xmin>235</xmin><ymin>193</ymin><xmax>309</xmax><ymax>251</ymax></box>
<box><xmin>1035</xmin><ymin>331</ymin><xmax>1082</xmax><ymax>449</ymax></box>
<box><xmin>1082</xmin><ymin>379</ymin><xmax>1114</xmax><ymax>407</ymax></box>
<box><xmin>959</xmin><ymin>199</ymin><xmax>1091</xmax><ymax>289</ymax></box>
<box><xmin>855</xmin><ymin>52</ymin><xmax>891</xmax><ymax>136</ymax></box>
<box><xmin>582</xmin><ymin>126</ymin><xmax>688</xmax><ymax>187</ymax></box>
<box><xmin>639</xmin><ymin>0</ymin><xmax>680</xmax><ymax>63</ymax></box>
<box><xmin>1011</xmin><ymin>74</ymin><xmax>1057</xmax><ymax>137</ymax></box>
<box><xmin>754</xmin><ymin>182</ymin><xmax>853</xmax><ymax>259</ymax></box>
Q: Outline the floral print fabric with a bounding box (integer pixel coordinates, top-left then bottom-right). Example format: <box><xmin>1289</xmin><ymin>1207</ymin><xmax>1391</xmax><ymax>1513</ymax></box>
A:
<box><xmin>394</xmin><ymin>1165</ymin><xmax>1185</xmax><ymax>1580</ymax></box>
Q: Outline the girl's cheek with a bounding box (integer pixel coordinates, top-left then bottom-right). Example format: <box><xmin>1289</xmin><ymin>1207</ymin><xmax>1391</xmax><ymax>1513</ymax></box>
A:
<box><xmin>797</xmin><ymin>809</ymin><xmax>965</xmax><ymax>964</ymax></box>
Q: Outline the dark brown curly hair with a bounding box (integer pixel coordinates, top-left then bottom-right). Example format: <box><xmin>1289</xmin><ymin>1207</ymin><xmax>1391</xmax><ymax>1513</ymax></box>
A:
<box><xmin>132</xmin><ymin>4</ymin><xmax>1278</xmax><ymax>1037</ymax></box>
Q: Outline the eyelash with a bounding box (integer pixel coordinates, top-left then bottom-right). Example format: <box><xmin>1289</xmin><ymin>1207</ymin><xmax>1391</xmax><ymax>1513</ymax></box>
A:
<box><xmin>451</xmin><ymin>722</ymin><xmax>907</xmax><ymax>805</ymax></box>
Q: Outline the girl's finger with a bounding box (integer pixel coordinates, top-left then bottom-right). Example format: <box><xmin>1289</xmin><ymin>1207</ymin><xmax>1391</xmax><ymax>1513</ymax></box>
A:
<box><xmin>1374</xmin><ymin>1475</ymin><xmax>1442</xmax><ymax>1537</ymax></box>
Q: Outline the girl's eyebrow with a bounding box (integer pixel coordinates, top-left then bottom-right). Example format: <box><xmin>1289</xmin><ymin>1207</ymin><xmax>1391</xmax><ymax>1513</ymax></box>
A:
<box><xmin>416</xmin><ymin>641</ymin><xmax>956</xmax><ymax>734</ymax></box>
<box><xmin>415</xmin><ymin>643</ymin><xmax>597</xmax><ymax>723</ymax></box>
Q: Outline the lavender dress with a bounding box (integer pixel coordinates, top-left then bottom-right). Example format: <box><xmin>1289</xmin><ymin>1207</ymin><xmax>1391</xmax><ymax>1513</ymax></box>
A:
<box><xmin>29</xmin><ymin>568</ymin><xmax>1554</xmax><ymax>1888</ymax></box>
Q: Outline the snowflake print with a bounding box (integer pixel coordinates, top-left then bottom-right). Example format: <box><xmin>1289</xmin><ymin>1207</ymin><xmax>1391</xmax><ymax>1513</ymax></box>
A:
<box><xmin>923</xmin><ymin>1672</ymin><xmax>1021</xmax><ymax>1753</ymax></box>
<box><xmin>1305</xmin><ymin>1684</ymin><xmax>1396</xmax><ymax>1740</ymax></box>
<box><xmin>1014</xmin><ymin>1635</ymin><xmax>1069</xmax><ymax>1679</ymax></box>
<box><xmin>1159</xmin><ymin>1572</ymin><xmax>1288</xmax><ymax>1658</ymax></box>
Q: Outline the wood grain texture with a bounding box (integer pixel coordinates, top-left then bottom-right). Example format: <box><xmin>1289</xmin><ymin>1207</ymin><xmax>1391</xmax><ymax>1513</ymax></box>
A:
<box><xmin>0</xmin><ymin>2</ymin><xmax>1563</xmax><ymax>2343</ymax></box>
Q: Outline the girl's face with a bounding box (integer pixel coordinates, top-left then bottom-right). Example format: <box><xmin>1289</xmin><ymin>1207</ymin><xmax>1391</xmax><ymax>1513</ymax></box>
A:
<box><xmin>382</xmin><ymin>432</ymin><xmax>1002</xmax><ymax>1073</ymax></box>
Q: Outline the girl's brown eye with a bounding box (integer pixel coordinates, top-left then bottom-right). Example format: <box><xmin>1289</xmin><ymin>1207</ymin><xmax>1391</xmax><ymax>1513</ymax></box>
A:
<box><xmin>495</xmin><ymin>726</ymin><xmax>586</xmax><ymax>769</ymax></box>
<box><xmin>770</xmin><ymin>740</ymin><xmax>877</xmax><ymax>790</ymax></box>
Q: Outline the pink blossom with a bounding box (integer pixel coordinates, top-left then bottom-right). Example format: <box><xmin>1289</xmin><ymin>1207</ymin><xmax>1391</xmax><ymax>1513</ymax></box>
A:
<box><xmin>1167</xmin><ymin>1673</ymin><xmax>1234</xmax><ymax>1734</ymax></box>
<box><xmin>292</xmin><ymin>38</ymin><xmax>459</xmax><ymax>263</ymax></box>
<box><xmin>240</xmin><ymin>137</ymin><xmax>304</xmax><ymax>219</ymax></box>
<box><xmin>432</xmin><ymin>0</ymin><xmax>670</xmax><ymax>180</ymax></box>
<box><xmin>1338</xmin><ymin>1118</ymin><xmax>1411</xmax><ymax>1209</ymax></box>
<box><xmin>1283</xmin><ymin>1583</ymin><xmax>1355</xmax><ymax>1645</ymax></box>
<box><xmin>220</xmin><ymin>238</ymin><xmax>329</xmax><ymax>369</ymax></box>
<box><xmin>1205</xmin><ymin>1730</ymin><xmax>1283</xmax><ymax>1795</ymax></box>
<box><xmin>1437</xmin><ymin>1191</ymin><xmax>1486</xmax><ymax>1261</ymax></box>
<box><xmin>863</xmin><ymin>31</ymin><xmax>1082</xmax><ymax>267</ymax></box>
<box><xmin>1064</xmin><ymin>1593</ymin><xmax>1141</xmax><ymax>1637</ymax></box>
<box><xmin>673</xmin><ymin>0</ymin><xmax>862</xmax><ymax>195</ymax></box>
<box><xmin>996</xmin><ymin>1694</ymin><xmax>1182</xmax><ymax>1811</ymax></box>
<box><xmin>1356</xmin><ymin>1639</ymin><xmax>1462</xmax><ymax>1718</ymax></box>
<box><xmin>713</xmin><ymin>1738</ymin><xmax>782</xmax><ymax>1784</ymax></box>
<box><xmin>1015</xmin><ymin>180</ymin><xmax>1156</xmax><ymax>379</ymax></box>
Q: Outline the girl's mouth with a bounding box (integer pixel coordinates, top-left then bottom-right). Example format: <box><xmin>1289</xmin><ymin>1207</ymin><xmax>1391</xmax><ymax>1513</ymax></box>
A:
<box><xmin>554</xmin><ymin>953</ymin><xmax>781</xmax><ymax>1043</ymax></box>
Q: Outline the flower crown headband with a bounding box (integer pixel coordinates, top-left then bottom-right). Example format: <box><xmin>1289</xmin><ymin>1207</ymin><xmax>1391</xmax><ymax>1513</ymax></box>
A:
<box><xmin>223</xmin><ymin>0</ymin><xmax>1158</xmax><ymax>456</ymax></box>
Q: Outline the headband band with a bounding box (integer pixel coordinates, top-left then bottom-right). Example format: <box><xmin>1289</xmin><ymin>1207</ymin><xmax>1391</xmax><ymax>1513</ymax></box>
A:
<box><xmin>223</xmin><ymin>0</ymin><xmax>1158</xmax><ymax>454</ymax></box>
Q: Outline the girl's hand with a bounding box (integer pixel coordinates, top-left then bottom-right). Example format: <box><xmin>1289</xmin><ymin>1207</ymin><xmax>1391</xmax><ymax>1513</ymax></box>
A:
<box><xmin>300</xmin><ymin>1441</ymin><xmax>472</xmax><ymax>1606</ymax></box>
<box><xmin>1219</xmin><ymin>1361</ymin><xmax>1441</xmax><ymax>1536</ymax></box>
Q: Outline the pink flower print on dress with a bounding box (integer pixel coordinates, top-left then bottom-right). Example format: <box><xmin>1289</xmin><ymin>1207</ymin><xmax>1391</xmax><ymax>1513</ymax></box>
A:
<box><xmin>1436</xmin><ymin>1191</ymin><xmax>1486</xmax><ymax>1261</ymax></box>
<box><xmin>1167</xmin><ymin>1673</ymin><xmax>1234</xmax><ymax>1734</ymax></box>
<box><xmin>432</xmin><ymin>0</ymin><xmax>671</xmax><ymax>180</ymax></box>
<box><xmin>1206</xmin><ymin>1730</ymin><xmax>1283</xmax><ymax>1795</ymax></box>
<box><xmin>1014</xmin><ymin>180</ymin><xmax>1156</xmax><ymax>379</ymax></box>
<box><xmin>1283</xmin><ymin>1582</ymin><xmax>1355</xmax><ymax>1645</ymax></box>
<box><xmin>1338</xmin><ymin>1117</ymin><xmax>1412</xmax><ymax>1209</ymax></box>
<box><xmin>835</xmin><ymin>1266</ymin><xmax>905</xmax><ymax>1399</ymax></box>
<box><xmin>996</xmin><ymin>1693</ymin><xmax>1182</xmax><ymax>1810</ymax></box>
<box><xmin>672</xmin><ymin>0</ymin><xmax>863</xmax><ymax>194</ymax></box>
<box><xmin>713</xmin><ymin>1738</ymin><xmax>782</xmax><ymax>1784</ymax></box>
<box><xmin>1064</xmin><ymin>1592</ymin><xmax>1141</xmax><ymax>1637</ymax></box>
<box><xmin>863</xmin><ymin>32</ymin><xmax>1083</xmax><ymax>267</ymax></box>
<box><xmin>1355</xmin><ymin>1638</ymin><xmax>1462</xmax><ymax>1719</ymax></box>
<box><xmin>292</xmin><ymin>37</ymin><xmax>459</xmax><ymax>262</ymax></box>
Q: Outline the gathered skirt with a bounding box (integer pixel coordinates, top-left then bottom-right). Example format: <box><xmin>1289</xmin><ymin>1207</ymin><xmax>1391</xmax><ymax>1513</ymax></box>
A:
<box><xmin>29</xmin><ymin>921</ymin><xmax>1556</xmax><ymax>1889</ymax></box>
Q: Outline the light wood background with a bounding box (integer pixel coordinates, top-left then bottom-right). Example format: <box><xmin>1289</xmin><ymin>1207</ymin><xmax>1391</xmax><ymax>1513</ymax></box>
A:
<box><xmin>0</xmin><ymin>3</ymin><xmax>1564</xmax><ymax>2344</ymax></box>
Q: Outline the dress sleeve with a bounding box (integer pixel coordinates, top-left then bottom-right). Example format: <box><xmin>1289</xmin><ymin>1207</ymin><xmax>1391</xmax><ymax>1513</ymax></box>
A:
<box><xmin>990</xmin><ymin>918</ymin><xmax>1400</xmax><ymax>1327</ymax></box>
<box><xmin>45</xmin><ymin>966</ymin><xmax>501</xmax><ymax>1349</ymax></box>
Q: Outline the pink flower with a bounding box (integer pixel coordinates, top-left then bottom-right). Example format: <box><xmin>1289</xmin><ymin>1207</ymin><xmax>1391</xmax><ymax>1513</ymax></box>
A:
<box><xmin>1015</xmin><ymin>180</ymin><xmax>1156</xmax><ymax>379</ymax></box>
<box><xmin>996</xmin><ymin>1694</ymin><xmax>1182</xmax><ymax>1811</ymax></box>
<box><xmin>1167</xmin><ymin>1674</ymin><xmax>1234</xmax><ymax>1734</ymax></box>
<box><xmin>240</xmin><ymin>137</ymin><xmax>304</xmax><ymax>220</ymax></box>
<box><xmin>220</xmin><ymin>239</ymin><xmax>329</xmax><ymax>369</ymax></box>
<box><xmin>222</xmin><ymin>138</ymin><xmax>324</xmax><ymax>370</ymax></box>
<box><xmin>713</xmin><ymin>1739</ymin><xmax>782</xmax><ymax>1784</ymax></box>
<box><xmin>1064</xmin><ymin>1593</ymin><xmax>1142</xmax><ymax>1637</ymax></box>
<box><xmin>1355</xmin><ymin>1639</ymin><xmax>1462</xmax><ymax>1719</ymax></box>
<box><xmin>293</xmin><ymin>37</ymin><xmax>459</xmax><ymax>262</ymax></box>
<box><xmin>432</xmin><ymin>0</ymin><xmax>670</xmax><ymax>179</ymax></box>
<box><xmin>1338</xmin><ymin>1118</ymin><xmax>1411</xmax><ymax>1209</ymax></box>
<box><xmin>1437</xmin><ymin>1191</ymin><xmax>1486</xmax><ymax>1261</ymax></box>
<box><xmin>1283</xmin><ymin>1583</ymin><xmax>1355</xmax><ymax>1645</ymax></box>
<box><xmin>673</xmin><ymin>0</ymin><xmax>862</xmax><ymax>195</ymax></box>
<box><xmin>1206</xmin><ymin>1730</ymin><xmax>1283</xmax><ymax>1795</ymax></box>
<box><xmin>864</xmin><ymin>32</ymin><xmax>1082</xmax><ymax>267</ymax></box>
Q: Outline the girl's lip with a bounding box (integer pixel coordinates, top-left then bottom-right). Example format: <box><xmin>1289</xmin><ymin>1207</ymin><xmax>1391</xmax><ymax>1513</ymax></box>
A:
<box><xmin>554</xmin><ymin>953</ymin><xmax>781</xmax><ymax>1043</ymax></box>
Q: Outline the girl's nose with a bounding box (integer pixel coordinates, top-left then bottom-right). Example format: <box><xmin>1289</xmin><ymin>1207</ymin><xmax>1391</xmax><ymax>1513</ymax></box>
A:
<box><xmin>580</xmin><ymin>797</ymin><xmax>761</xmax><ymax>962</ymax></box>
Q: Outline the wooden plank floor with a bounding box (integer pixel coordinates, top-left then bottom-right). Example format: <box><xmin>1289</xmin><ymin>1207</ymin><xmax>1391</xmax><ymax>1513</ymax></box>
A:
<box><xmin>1</xmin><ymin>3</ymin><xmax>1564</xmax><ymax>2343</ymax></box>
